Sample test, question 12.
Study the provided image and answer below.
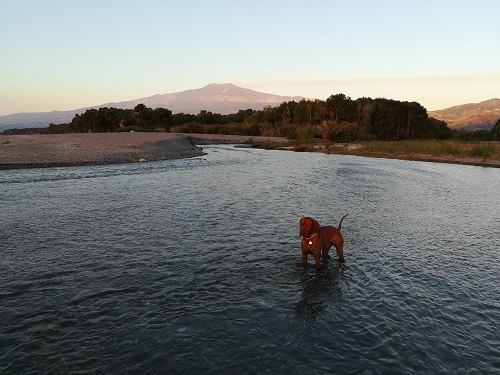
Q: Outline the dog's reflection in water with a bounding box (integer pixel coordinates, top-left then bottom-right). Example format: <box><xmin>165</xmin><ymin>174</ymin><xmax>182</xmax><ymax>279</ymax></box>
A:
<box><xmin>294</xmin><ymin>260</ymin><xmax>346</xmax><ymax>324</ymax></box>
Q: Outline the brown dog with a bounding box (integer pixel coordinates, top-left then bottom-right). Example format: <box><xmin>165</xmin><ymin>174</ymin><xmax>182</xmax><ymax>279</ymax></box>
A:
<box><xmin>299</xmin><ymin>214</ymin><xmax>349</xmax><ymax>269</ymax></box>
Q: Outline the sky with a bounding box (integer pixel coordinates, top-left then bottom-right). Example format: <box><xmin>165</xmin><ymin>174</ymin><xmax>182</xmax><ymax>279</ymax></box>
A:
<box><xmin>1</xmin><ymin>0</ymin><xmax>499</xmax><ymax>116</ymax></box>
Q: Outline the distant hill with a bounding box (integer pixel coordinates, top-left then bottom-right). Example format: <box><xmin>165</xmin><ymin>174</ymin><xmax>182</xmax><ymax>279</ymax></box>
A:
<box><xmin>0</xmin><ymin>83</ymin><xmax>304</xmax><ymax>132</ymax></box>
<box><xmin>428</xmin><ymin>98</ymin><xmax>500</xmax><ymax>131</ymax></box>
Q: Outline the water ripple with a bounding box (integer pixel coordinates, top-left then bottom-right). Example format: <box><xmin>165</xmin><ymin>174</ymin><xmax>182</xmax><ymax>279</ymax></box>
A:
<box><xmin>1</xmin><ymin>145</ymin><xmax>499</xmax><ymax>374</ymax></box>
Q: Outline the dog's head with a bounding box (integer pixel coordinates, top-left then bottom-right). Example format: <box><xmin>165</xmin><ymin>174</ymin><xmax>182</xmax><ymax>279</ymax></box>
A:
<box><xmin>299</xmin><ymin>217</ymin><xmax>320</xmax><ymax>238</ymax></box>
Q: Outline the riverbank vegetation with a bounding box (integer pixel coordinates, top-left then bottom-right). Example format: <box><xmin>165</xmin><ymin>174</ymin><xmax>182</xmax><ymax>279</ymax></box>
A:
<box><xmin>3</xmin><ymin>94</ymin><xmax>499</xmax><ymax>161</ymax></box>
<box><xmin>285</xmin><ymin>140</ymin><xmax>500</xmax><ymax>162</ymax></box>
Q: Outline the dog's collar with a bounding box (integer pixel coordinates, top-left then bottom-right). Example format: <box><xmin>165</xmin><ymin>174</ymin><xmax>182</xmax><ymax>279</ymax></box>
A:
<box><xmin>305</xmin><ymin>232</ymin><xmax>317</xmax><ymax>240</ymax></box>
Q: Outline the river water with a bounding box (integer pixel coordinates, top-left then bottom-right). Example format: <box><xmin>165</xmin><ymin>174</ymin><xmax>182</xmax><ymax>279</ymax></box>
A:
<box><xmin>1</xmin><ymin>145</ymin><xmax>499</xmax><ymax>374</ymax></box>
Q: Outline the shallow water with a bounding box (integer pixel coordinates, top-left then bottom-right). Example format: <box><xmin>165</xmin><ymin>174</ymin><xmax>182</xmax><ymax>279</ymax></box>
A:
<box><xmin>1</xmin><ymin>145</ymin><xmax>499</xmax><ymax>374</ymax></box>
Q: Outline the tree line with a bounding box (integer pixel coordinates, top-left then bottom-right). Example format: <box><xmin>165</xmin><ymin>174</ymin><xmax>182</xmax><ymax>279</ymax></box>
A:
<box><xmin>4</xmin><ymin>95</ymin><xmax>500</xmax><ymax>141</ymax></box>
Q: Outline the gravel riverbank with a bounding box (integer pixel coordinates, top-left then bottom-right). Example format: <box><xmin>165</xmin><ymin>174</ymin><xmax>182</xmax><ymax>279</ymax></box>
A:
<box><xmin>0</xmin><ymin>133</ymin><xmax>205</xmax><ymax>169</ymax></box>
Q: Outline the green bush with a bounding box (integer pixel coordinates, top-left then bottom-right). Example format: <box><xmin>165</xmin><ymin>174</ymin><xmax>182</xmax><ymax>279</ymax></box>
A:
<box><xmin>319</xmin><ymin>121</ymin><xmax>363</xmax><ymax>142</ymax></box>
<box><xmin>470</xmin><ymin>145</ymin><xmax>493</xmax><ymax>160</ymax></box>
<box><xmin>438</xmin><ymin>143</ymin><xmax>459</xmax><ymax>156</ymax></box>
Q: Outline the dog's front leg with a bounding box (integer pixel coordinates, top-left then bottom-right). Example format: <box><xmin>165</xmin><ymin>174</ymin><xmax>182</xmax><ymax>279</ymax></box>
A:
<box><xmin>301</xmin><ymin>251</ymin><xmax>308</xmax><ymax>267</ymax></box>
<box><xmin>313</xmin><ymin>253</ymin><xmax>321</xmax><ymax>270</ymax></box>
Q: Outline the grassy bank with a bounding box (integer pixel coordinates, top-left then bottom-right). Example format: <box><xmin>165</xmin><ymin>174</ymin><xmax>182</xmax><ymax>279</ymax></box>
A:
<box><xmin>287</xmin><ymin>140</ymin><xmax>499</xmax><ymax>161</ymax></box>
<box><xmin>352</xmin><ymin>140</ymin><xmax>500</xmax><ymax>161</ymax></box>
<box><xmin>211</xmin><ymin>136</ymin><xmax>500</xmax><ymax>167</ymax></box>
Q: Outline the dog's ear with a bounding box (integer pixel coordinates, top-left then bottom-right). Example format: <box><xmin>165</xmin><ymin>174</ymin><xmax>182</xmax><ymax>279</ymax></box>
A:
<box><xmin>311</xmin><ymin>218</ymin><xmax>320</xmax><ymax>233</ymax></box>
<box><xmin>299</xmin><ymin>217</ymin><xmax>306</xmax><ymax>235</ymax></box>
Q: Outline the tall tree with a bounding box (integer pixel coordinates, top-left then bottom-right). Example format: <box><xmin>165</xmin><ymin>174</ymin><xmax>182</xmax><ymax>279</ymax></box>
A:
<box><xmin>325</xmin><ymin>94</ymin><xmax>356</xmax><ymax>124</ymax></box>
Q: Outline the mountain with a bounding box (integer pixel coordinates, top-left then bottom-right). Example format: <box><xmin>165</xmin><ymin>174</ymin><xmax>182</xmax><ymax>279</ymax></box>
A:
<box><xmin>0</xmin><ymin>83</ymin><xmax>304</xmax><ymax>132</ymax></box>
<box><xmin>119</xmin><ymin>83</ymin><xmax>305</xmax><ymax>114</ymax></box>
<box><xmin>428</xmin><ymin>98</ymin><xmax>500</xmax><ymax>131</ymax></box>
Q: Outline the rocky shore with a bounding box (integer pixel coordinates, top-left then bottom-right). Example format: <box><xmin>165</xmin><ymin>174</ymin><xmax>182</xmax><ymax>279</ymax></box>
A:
<box><xmin>0</xmin><ymin>133</ymin><xmax>207</xmax><ymax>170</ymax></box>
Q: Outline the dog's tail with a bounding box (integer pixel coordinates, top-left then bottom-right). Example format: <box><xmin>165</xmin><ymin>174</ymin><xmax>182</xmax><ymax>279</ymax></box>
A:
<box><xmin>338</xmin><ymin>213</ymin><xmax>349</xmax><ymax>232</ymax></box>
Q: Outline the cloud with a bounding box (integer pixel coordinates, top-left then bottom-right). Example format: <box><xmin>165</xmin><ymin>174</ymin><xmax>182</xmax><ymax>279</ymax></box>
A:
<box><xmin>235</xmin><ymin>74</ymin><xmax>500</xmax><ymax>88</ymax></box>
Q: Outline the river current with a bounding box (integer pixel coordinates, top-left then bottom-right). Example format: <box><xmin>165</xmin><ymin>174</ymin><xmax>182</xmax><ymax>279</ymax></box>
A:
<box><xmin>1</xmin><ymin>145</ymin><xmax>499</xmax><ymax>374</ymax></box>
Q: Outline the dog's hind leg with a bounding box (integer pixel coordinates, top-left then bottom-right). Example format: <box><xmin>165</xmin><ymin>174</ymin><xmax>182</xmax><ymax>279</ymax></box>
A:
<box><xmin>321</xmin><ymin>244</ymin><xmax>331</xmax><ymax>258</ymax></box>
<box><xmin>334</xmin><ymin>244</ymin><xmax>345</xmax><ymax>262</ymax></box>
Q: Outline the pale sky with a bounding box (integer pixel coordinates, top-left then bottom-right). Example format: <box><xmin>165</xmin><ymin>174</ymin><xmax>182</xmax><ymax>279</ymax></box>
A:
<box><xmin>1</xmin><ymin>0</ymin><xmax>499</xmax><ymax>115</ymax></box>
